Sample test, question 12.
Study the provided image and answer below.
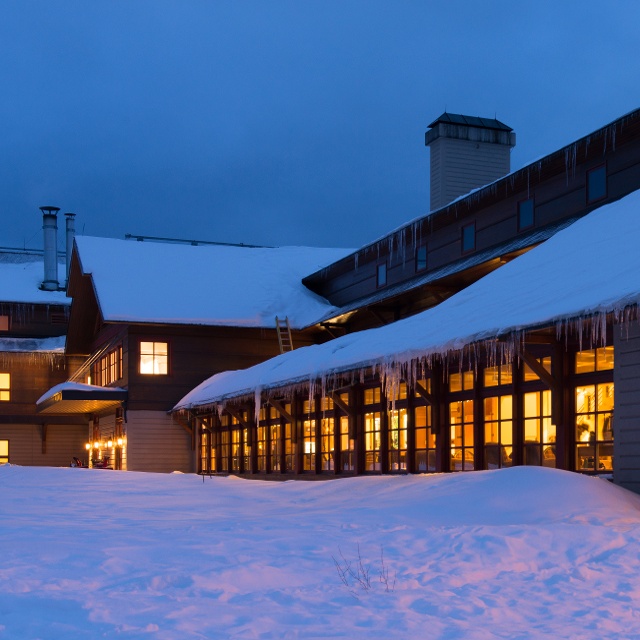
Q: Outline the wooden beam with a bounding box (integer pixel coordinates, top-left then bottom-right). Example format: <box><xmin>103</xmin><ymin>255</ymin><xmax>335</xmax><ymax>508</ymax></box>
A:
<box><xmin>269</xmin><ymin>399</ymin><xmax>293</xmax><ymax>423</ymax></box>
<box><xmin>224</xmin><ymin>405</ymin><xmax>251</xmax><ymax>429</ymax></box>
<box><xmin>414</xmin><ymin>381</ymin><xmax>435</xmax><ymax>406</ymax></box>
<box><xmin>330</xmin><ymin>392</ymin><xmax>355</xmax><ymax>418</ymax></box>
<box><xmin>519</xmin><ymin>349</ymin><xmax>556</xmax><ymax>389</ymax></box>
<box><xmin>173</xmin><ymin>413</ymin><xmax>195</xmax><ymax>450</ymax></box>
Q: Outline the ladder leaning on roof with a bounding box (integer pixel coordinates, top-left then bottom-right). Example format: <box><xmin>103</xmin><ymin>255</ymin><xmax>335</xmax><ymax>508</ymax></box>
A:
<box><xmin>275</xmin><ymin>316</ymin><xmax>293</xmax><ymax>353</ymax></box>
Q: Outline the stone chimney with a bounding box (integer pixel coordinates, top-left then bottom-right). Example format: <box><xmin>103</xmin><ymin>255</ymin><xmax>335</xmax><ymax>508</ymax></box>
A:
<box><xmin>40</xmin><ymin>206</ymin><xmax>60</xmax><ymax>291</ymax></box>
<box><xmin>425</xmin><ymin>113</ymin><xmax>516</xmax><ymax>211</ymax></box>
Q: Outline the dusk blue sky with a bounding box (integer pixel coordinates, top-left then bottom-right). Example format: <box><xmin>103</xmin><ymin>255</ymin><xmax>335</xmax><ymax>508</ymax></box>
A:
<box><xmin>3</xmin><ymin>1</ymin><xmax>639</xmax><ymax>251</ymax></box>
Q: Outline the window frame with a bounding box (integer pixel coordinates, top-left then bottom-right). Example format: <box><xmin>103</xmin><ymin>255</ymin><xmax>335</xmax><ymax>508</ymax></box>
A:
<box><xmin>0</xmin><ymin>439</ymin><xmax>8</xmax><ymax>464</ymax></box>
<box><xmin>376</xmin><ymin>262</ymin><xmax>387</xmax><ymax>288</ymax></box>
<box><xmin>461</xmin><ymin>222</ymin><xmax>476</xmax><ymax>254</ymax></box>
<box><xmin>415</xmin><ymin>245</ymin><xmax>427</xmax><ymax>272</ymax></box>
<box><xmin>586</xmin><ymin>164</ymin><xmax>607</xmax><ymax>204</ymax></box>
<box><xmin>0</xmin><ymin>372</ymin><xmax>10</xmax><ymax>402</ymax></box>
<box><xmin>139</xmin><ymin>340</ymin><xmax>170</xmax><ymax>376</ymax></box>
<box><xmin>517</xmin><ymin>197</ymin><xmax>535</xmax><ymax>232</ymax></box>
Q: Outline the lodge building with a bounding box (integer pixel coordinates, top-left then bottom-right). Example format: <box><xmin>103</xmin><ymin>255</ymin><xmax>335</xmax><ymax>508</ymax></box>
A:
<box><xmin>5</xmin><ymin>106</ymin><xmax>640</xmax><ymax>492</ymax></box>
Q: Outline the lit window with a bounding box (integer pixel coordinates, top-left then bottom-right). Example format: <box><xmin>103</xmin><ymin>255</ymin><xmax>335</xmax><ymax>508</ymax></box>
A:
<box><xmin>575</xmin><ymin>347</ymin><xmax>614</xmax><ymax>374</ymax></box>
<box><xmin>462</xmin><ymin>223</ymin><xmax>475</xmax><ymax>253</ymax></box>
<box><xmin>416</xmin><ymin>245</ymin><xmax>427</xmax><ymax>272</ymax></box>
<box><xmin>140</xmin><ymin>342</ymin><xmax>168</xmax><ymax>375</ymax></box>
<box><xmin>376</xmin><ymin>263</ymin><xmax>387</xmax><ymax>288</ymax></box>
<box><xmin>484</xmin><ymin>364</ymin><xmax>513</xmax><ymax>387</ymax></box>
<box><xmin>518</xmin><ymin>198</ymin><xmax>534</xmax><ymax>231</ymax></box>
<box><xmin>484</xmin><ymin>395</ymin><xmax>513</xmax><ymax>469</ymax></box>
<box><xmin>0</xmin><ymin>373</ymin><xmax>9</xmax><ymax>401</ymax></box>
<box><xmin>449</xmin><ymin>370</ymin><xmax>474</xmax><ymax>392</ymax></box>
<box><xmin>0</xmin><ymin>439</ymin><xmax>8</xmax><ymax>464</ymax></box>
<box><xmin>0</xmin><ymin>316</ymin><xmax>8</xmax><ymax>331</ymax></box>
<box><xmin>587</xmin><ymin>165</ymin><xmax>607</xmax><ymax>203</ymax></box>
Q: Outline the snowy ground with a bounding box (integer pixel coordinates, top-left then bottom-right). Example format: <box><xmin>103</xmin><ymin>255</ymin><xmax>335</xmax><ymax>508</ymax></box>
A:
<box><xmin>1</xmin><ymin>466</ymin><xmax>640</xmax><ymax>639</ymax></box>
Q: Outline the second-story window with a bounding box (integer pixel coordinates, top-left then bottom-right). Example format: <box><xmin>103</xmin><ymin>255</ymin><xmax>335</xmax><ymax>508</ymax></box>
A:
<box><xmin>462</xmin><ymin>223</ymin><xmax>476</xmax><ymax>253</ymax></box>
<box><xmin>0</xmin><ymin>316</ymin><xmax>8</xmax><ymax>331</ymax></box>
<box><xmin>518</xmin><ymin>198</ymin><xmax>534</xmax><ymax>231</ymax></box>
<box><xmin>140</xmin><ymin>341</ymin><xmax>168</xmax><ymax>375</ymax></box>
<box><xmin>0</xmin><ymin>373</ymin><xmax>10</xmax><ymax>401</ymax></box>
<box><xmin>587</xmin><ymin>165</ymin><xmax>607</xmax><ymax>203</ymax></box>
<box><xmin>416</xmin><ymin>245</ymin><xmax>427</xmax><ymax>272</ymax></box>
<box><xmin>376</xmin><ymin>263</ymin><xmax>387</xmax><ymax>288</ymax></box>
<box><xmin>93</xmin><ymin>345</ymin><xmax>123</xmax><ymax>386</ymax></box>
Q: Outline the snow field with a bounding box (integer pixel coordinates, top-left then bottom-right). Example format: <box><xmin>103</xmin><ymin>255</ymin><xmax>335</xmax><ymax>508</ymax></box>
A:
<box><xmin>1</xmin><ymin>465</ymin><xmax>639</xmax><ymax>639</ymax></box>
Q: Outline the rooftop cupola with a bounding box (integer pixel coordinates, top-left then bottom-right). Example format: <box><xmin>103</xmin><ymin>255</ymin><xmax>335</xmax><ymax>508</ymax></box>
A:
<box><xmin>425</xmin><ymin>113</ymin><xmax>516</xmax><ymax>211</ymax></box>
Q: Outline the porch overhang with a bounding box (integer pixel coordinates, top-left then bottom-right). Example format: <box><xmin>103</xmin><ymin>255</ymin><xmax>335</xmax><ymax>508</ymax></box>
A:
<box><xmin>36</xmin><ymin>382</ymin><xmax>128</xmax><ymax>415</ymax></box>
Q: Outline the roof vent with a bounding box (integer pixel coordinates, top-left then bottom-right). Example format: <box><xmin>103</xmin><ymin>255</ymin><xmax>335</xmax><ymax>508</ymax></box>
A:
<box><xmin>39</xmin><ymin>206</ymin><xmax>60</xmax><ymax>291</ymax></box>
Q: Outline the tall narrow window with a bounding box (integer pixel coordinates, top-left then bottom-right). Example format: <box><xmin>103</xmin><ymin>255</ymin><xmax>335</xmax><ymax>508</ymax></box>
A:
<box><xmin>450</xmin><ymin>400</ymin><xmax>474</xmax><ymax>471</ymax></box>
<box><xmin>416</xmin><ymin>245</ymin><xmax>427</xmax><ymax>272</ymax></box>
<box><xmin>364</xmin><ymin>387</ymin><xmax>382</xmax><ymax>471</ymax></box>
<box><xmin>518</xmin><ymin>198</ymin><xmax>534</xmax><ymax>231</ymax></box>
<box><xmin>462</xmin><ymin>222</ymin><xmax>476</xmax><ymax>253</ymax></box>
<box><xmin>0</xmin><ymin>373</ymin><xmax>9</xmax><ymax>401</ymax></box>
<box><xmin>484</xmin><ymin>395</ymin><xmax>513</xmax><ymax>469</ymax></box>
<box><xmin>0</xmin><ymin>316</ymin><xmax>9</xmax><ymax>331</ymax></box>
<box><xmin>139</xmin><ymin>341</ymin><xmax>168</xmax><ymax>375</ymax></box>
<box><xmin>376</xmin><ymin>262</ymin><xmax>387</xmax><ymax>288</ymax></box>
<box><xmin>587</xmin><ymin>165</ymin><xmax>607</xmax><ymax>203</ymax></box>
<box><xmin>0</xmin><ymin>440</ymin><xmax>8</xmax><ymax>464</ymax></box>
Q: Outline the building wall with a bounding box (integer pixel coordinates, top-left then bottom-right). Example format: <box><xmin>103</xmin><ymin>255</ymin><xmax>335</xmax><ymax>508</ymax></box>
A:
<box><xmin>0</xmin><ymin>423</ymin><xmax>86</xmax><ymax>467</ymax></box>
<box><xmin>125</xmin><ymin>410</ymin><xmax>194</xmax><ymax>473</ymax></box>
<box><xmin>429</xmin><ymin>136</ymin><xmax>511</xmax><ymax>211</ymax></box>
<box><xmin>614</xmin><ymin>323</ymin><xmax>640</xmax><ymax>492</ymax></box>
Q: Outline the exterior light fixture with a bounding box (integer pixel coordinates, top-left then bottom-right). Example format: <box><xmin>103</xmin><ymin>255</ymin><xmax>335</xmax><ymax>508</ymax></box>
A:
<box><xmin>107</xmin><ymin>440</ymin><xmax>113</xmax><ymax>448</ymax></box>
<box><xmin>117</xmin><ymin>438</ymin><xmax>123</xmax><ymax>446</ymax></box>
<box><xmin>85</xmin><ymin>443</ymin><xmax>91</xmax><ymax>450</ymax></box>
<box><xmin>93</xmin><ymin>442</ymin><xmax>100</xmax><ymax>449</ymax></box>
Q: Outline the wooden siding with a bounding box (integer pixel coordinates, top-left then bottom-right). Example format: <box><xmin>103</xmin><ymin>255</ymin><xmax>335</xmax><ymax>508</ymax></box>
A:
<box><xmin>304</xmin><ymin>110</ymin><xmax>640</xmax><ymax>310</ymax></box>
<box><xmin>124</xmin><ymin>325</ymin><xmax>317</xmax><ymax>412</ymax></box>
<box><xmin>125</xmin><ymin>410</ymin><xmax>194</xmax><ymax>473</ymax></box>
<box><xmin>0</xmin><ymin>301</ymin><xmax>68</xmax><ymax>339</ymax></box>
<box><xmin>0</xmin><ymin>423</ymin><xmax>87</xmax><ymax>466</ymax></box>
<box><xmin>614</xmin><ymin>324</ymin><xmax>640</xmax><ymax>492</ymax></box>
<box><xmin>430</xmin><ymin>136</ymin><xmax>511</xmax><ymax>211</ymax></box>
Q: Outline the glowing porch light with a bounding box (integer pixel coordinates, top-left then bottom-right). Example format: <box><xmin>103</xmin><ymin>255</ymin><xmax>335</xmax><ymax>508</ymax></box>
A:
<box><xmin>117</xmin><ymin>438</ymin><xmax>123</xmax><ymax>446</ymax></box>
<box><xmin>107</xmin><ymin>440</ymin><xmax>113</xmax><ymax>448</ymax></box>
<box><xmin>85</xmin><ymin>443</ymin><xmax>91</xmax><ymax>450</ymax></box>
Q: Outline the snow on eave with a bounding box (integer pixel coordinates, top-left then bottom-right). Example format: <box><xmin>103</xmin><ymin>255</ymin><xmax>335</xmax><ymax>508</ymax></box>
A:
<box><xmin>0</xmin><ymin>336</ymin><xmax>66</xmax><ymax>353</ymax></box>
<box><xmin>173</xmin><ymin>188</ymin><xmax>640</xmax><ymax>411</ymax></box>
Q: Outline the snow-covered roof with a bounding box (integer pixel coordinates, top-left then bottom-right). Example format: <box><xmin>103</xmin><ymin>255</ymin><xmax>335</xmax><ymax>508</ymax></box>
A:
<box><xmin>0</xmin><ymin>252</ymin><xmax>69</xmax><ymax>305</ymax></box>
<box><xmin>74</xmin><ymin>237</ymin><xmax>352</xmax><ymax>329</ymax></box>
<box><xmin>0</xmin><ymin>336</ymin><xmax>66</xmax><ymax>353</ymax></box>
<box><xmin>36</xmin><ymin>381</ymin><xmax>125</xmax><ymax>405</ymax></box>
<box><xmin>174</xmin><ymin>188</ymin><xmax>640</xmax><ymax>409</ymax></box>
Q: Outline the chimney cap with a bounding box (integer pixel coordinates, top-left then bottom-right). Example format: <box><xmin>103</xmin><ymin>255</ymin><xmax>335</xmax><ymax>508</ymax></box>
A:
<box><xmin>64</xmin><ymin>212</ymin><xmax>76</xmax><ymax>218</ymax></box>
<box><xmin>39</xmin><ymin>206</ymin><xmax>61</xmax><ymax>215</ymax></box>
<box><xmin>427</xmin><ymin>112</ymin><xmax>513</xmax><ymax>133</ymax></box>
